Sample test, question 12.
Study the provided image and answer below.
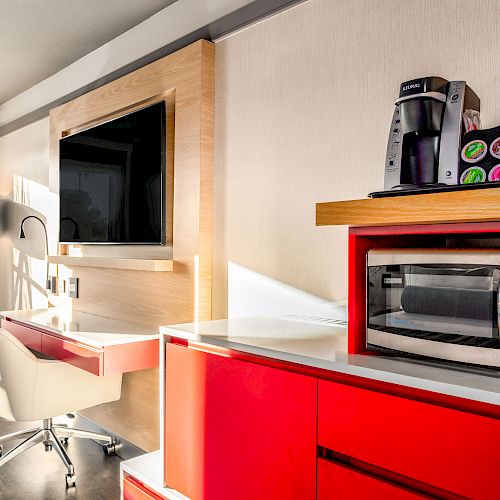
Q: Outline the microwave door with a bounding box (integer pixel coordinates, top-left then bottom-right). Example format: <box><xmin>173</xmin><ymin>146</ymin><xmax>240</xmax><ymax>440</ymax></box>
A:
<box><xmin>367</xmin><ymin>261</ymin><xmax>500</xmax><ymax>368</ymax></box>
<box><xmin>369</xmin><ymin>310</ymin><xmax>495</xmax><ymax>338</ymax></box>
<box><xmin>370</xmin><ymin>282</ymin><xmax>498</xmax><ymax>338</ymax></box>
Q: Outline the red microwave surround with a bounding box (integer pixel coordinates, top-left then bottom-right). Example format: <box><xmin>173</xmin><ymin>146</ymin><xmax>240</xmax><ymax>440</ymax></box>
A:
<box><xmin>366</xmin><ymin>247</ymin><xmax>500</xmax><ymax>368</ymax></box>
<box><xmin>348</xmin><ymin>221</ymin><xmax>500</xmax><ymax>355</ymax></box>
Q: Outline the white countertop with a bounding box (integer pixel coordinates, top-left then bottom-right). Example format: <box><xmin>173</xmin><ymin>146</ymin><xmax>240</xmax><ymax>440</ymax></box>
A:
<box><xmin>161</xmin><ymin>316</ymin><xmax>500</xmax><ymax>406</ymax></box>
<box><xmin>1</xmin><ymin>308</ymin><xmax>159</xmax><ymax>348</ymax></box>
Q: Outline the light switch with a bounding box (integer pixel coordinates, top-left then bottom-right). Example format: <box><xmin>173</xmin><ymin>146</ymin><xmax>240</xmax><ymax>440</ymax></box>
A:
<box><xmin>68</xmin><ymin>277</ymin><xmax>79</xmax><ymax>298</ymax></box>
<box><xmin>58</xmin><ymin>279</ymin><xmax>66</xmax><ymax>294</ymax></box>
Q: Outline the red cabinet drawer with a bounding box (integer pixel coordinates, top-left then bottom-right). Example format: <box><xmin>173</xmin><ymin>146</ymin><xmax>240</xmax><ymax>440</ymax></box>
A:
<box><xmin>123</xmin><ymin>476</ymin><xmax>165</xmax><ymax>500</ymax></box>
<box><xmin>1</xmin><ymin>319</ymin><xmax>41</xmax><ymax>352</ymax></box>
<box><xmin>318</xmin><ymin>459</ymin><xmax>426</xmax><ymax>500</ymax></box>
<box><xmin>41</xmin><ymin>333</ymin><xmax>102</xmax><ymax>375</ymax></box>
<box><xmin>318</xmin><ymin>380</ymin><xmax>500</xmax><ymax>499</ymax></box>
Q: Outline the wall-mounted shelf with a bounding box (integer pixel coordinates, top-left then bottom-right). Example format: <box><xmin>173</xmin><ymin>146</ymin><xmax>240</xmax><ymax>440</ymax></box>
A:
<box><xmin>316</xmin><ymin>188</ymin><xmax>500</xmax><ymax>227</ymax></box>
<box><xmin>48</xmin><ymin>255</ymin><xmax>174</xmax><ymax>272</ymax></box>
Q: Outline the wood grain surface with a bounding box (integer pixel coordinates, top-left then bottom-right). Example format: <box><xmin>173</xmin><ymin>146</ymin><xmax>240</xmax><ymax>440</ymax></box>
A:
<box><xmin>47</xmin><ymin>256</ymin><xmax>174</xmax><ymax>272</ymax></box>
<box><xmin>49</xmin><ymin>40</ymin><xmax>214</xmax><ymax>451</ymax></box>
<box><xmin>317</xmin><ymin>188</ymin><xmax>500</xmax><ymax>227</ymax></box>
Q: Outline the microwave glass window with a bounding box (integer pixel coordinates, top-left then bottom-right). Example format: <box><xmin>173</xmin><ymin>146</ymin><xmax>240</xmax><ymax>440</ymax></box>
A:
<box><xmin>368</xmin><ymin>264</ymin><xmax>500</xmax><ymax>344</ymax></box>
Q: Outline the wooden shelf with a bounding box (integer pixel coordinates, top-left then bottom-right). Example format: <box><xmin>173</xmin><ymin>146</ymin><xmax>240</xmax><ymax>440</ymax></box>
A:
<box><xmin>316</xmin><ymin>188</ymin><xmax>500</xmax><ymax>227</ymax></box>
<box><xmin>48</xmin><ymin>255</ymin><xmax>174</xmax><ymax>272</ymax></box>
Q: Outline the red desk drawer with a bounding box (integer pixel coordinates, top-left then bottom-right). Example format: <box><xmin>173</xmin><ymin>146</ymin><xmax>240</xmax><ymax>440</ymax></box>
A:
<box><xmin>318</xmin><ymin>380</ymin><xmax>500</xmax><ymax>499</ymax></box>
<box><xmin>123</xmin><ymin>476</ymin><xmax>165</xmax><ymax>500</ymax></box>
<box><xmin>1</xmin><ymin>318</ymin><xmax>158</xmax><ymax>376</ymax></box>
<box><xmin>318</xmin><ymin>459</ymin><xmax>426</xmax><ymax>500</ymax></box>
<box><xmin>103</xmin><ymin>339</ymin><xmax>159</xmax><ymax>376</ymax></box>
<box><xmin>2</xmin><ymin>319</ymin><xmax>103</xmax><ymax>375</ymax></box>
<box><xmin>41</xmin><ymin>333</ymin><xmax>102</xmax><ymax>375</ymax></box>
<box><xmin>1</xmin><ymin>319</ymin><xmax>41</xmax><ymax>352</ymax></box>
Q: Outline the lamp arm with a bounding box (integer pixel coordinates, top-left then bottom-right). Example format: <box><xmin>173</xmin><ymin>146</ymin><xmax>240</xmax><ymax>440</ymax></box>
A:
<box><xmin>20</xmin><ymin>216</ymin><xmax>50</xmax><ymax>286</ymax></box>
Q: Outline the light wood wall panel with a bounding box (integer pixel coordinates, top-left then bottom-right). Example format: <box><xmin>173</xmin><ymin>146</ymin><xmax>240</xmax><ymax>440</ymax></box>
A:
<box><xmin>82</xmin><ymin>367</ymin><xmax>160</xmax><ymax>453</ymax></box>
<box><xmin>49</xmin><ymin>40</ymin><xmax>214</xmax><ymax>451</ymax></box>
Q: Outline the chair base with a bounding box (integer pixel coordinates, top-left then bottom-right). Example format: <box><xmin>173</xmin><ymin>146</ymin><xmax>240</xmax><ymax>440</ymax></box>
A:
<box><xmin>0</xmin><ymin>418</ymin><xmax>118</xmax><ymax>488</ymax></box>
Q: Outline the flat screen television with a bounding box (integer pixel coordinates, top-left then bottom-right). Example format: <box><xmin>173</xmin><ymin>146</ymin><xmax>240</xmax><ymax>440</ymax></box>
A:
<box><xmin>59</xmin><ymin>101</ymin><xmax>166</xmax><ymax>244</ymax></box>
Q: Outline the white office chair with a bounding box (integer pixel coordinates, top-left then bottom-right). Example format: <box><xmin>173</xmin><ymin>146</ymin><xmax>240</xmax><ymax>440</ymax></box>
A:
<box><xmin>0</xmin><ymin>328</ymin><xmax>122</xmax><ymax>487</ymax></box>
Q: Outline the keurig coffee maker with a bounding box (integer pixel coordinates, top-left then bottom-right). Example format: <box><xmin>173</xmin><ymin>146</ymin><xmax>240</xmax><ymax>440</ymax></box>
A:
<box><xmin>382</xmin><ymin>76</ymin><xmax>480</xmax><ymax>193</ymax></box>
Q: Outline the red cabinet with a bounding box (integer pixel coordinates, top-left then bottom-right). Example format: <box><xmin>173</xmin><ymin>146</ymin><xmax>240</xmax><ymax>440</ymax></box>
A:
<box><xmin>123</xmin><ymin>476</ymin><xmax>165</xmax><ymax>500</ymax></box>
<box><xmin>318</xmin><ymin>379</ymin><xmax>500</xmax><ymax>499</ymax></box>
<box><xmin>163</xmin><ymin>342</ymin><xmax>500</xmax><ymax>500</ymax></box>
<box><xmin>318</xmin><ymin>459</ymin><xmax>427</xmax><ymax>500</ymax></box>
<box><xmin>164</xmin><ymin>343</ymin><xmax>317</xmax><ymax>500</ymax></box>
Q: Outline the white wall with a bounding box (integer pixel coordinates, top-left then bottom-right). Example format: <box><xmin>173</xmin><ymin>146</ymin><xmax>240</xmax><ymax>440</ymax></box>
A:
<box><xmin>212</xmin><ymin>0</ymin><xmax>500</xmax><ymax>319</ymax></box>
<box><xmin>0</xmin><ymin>118</ymin><xmax>56</xmax><ymax>310</ymax></box>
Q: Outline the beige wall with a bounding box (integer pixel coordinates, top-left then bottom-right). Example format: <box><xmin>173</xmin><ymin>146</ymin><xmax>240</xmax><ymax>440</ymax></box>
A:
<box><xmin>213</xmin><ymin>0</ymin><xmax>500</xmax><ymax>319</ymax></box>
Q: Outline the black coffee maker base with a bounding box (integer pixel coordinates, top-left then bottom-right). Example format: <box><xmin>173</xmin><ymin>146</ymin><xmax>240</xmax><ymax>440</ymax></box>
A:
<box><xmin>369</xmin><ymin>181</ymin><xmax>500</xmax><ymax>198</ymax></box>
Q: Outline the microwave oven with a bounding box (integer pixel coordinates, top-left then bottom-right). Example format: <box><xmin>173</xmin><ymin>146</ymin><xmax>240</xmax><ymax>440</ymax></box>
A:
<box><xmin>367</xmin><ymin>248</ymin><xmax>500</xmax><ymax>368</ymax></box>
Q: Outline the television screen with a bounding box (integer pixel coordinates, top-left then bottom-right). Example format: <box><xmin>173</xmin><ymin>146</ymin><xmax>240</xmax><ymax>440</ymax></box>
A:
<box><xmin>59</xmin><ymin>101</ymin><xmax>166</xmax><ymax>244</ymax></box>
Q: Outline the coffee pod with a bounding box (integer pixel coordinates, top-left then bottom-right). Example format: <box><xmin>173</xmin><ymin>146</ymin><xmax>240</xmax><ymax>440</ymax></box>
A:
<box><xmin>488</xmin><ymin>165</ymin><xmax>500</xmax><ymax>182</ymax></box>
<box><xmin>460</xmin><ymin>166</ymin><xmax>486</xmax><ymax>184</ymax></box>
<box><xmin>490</xmin><ymin>137</ymin><xmax>500</xmax><ymax>159</ymax></box>
<box><xmin>461</xmin><ymin>140</ymin><xmax>487</xmax><ymax>163</ymax></box>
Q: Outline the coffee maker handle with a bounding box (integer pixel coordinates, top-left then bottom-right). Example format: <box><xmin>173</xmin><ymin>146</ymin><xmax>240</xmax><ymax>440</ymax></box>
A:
<box><xmin>395</xmin><ymin>91</ymin><xmax>447</xmax><ymax>105</ymax></box>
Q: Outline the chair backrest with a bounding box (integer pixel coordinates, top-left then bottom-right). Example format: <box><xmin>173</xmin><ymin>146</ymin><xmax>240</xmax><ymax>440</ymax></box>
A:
<box><xmin>0</xmin><ymin>328</ymin><xmax>38</xmax><ymax>421</ymax></box>
<box><xmin>0</xmin><ymin>327</ymin><xmax>123</xmax><ymax>422</ymax></box>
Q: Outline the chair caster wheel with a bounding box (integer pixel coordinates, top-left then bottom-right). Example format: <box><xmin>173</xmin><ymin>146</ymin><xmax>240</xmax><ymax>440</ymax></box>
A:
<box><xmin>66</xmin><ymin>473</ymin><xmax>76</xmax><ymax>488</ymax></box>
<box><xmin>60</xmin><ymin>438</ymin><xmax>69</xmax><ymax>445</ymax></box>
<box><xmin>44</xmin><ymin>443</ymin><xmax>52</xmax><ymax>452</ymax></box>
<box><xmin>103</xmin><ymin>443</ymin><xmax>116</xmax><ymax>455</ymax></box>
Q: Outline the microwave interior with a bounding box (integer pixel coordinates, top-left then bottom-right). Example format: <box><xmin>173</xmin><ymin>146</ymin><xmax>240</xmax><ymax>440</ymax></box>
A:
<box><xmin>367</xmin><ymin>261</ymin><xmax>500</xmax><ymax>350</ymax></box>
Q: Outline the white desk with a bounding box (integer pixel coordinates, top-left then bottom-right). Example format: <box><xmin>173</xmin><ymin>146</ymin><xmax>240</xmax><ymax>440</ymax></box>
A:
<box><xmin>1</xmin><ymin>308</ymin><xmax>160</xmax><ymax>376</ymax></box>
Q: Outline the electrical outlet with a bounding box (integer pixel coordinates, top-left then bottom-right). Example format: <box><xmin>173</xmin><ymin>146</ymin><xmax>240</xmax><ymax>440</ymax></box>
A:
<box><xmin>68</xmin><ymin>277</ymin><xmax>79</xmax><ymax>298</ymax></box>
<box><xmin>48</xmin><ymin>276</ymin><xmax>57</xmax><ymax>293</ymax></box>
